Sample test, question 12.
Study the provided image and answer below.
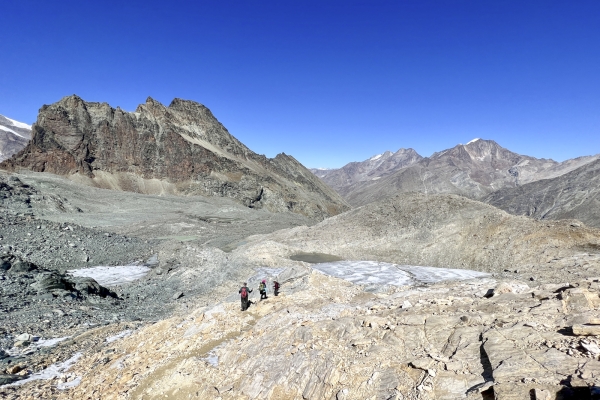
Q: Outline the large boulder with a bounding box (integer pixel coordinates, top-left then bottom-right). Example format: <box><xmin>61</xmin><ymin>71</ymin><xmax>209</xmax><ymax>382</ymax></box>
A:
<box><xmin>31</xmin><ymin>271</ymin><xmax>70</xmax><ymax>292</ymax></box>
<box><xmin>69</xmin><ymin>276</ymin><xmax>115</xmax><ymax>298</ymax></box>
<box><xmin>30</xmin><ymin>271</ymin><xmax>116</xmax><ymax>299</ymax></box>
<box><xmin>1</xmin><ymin>255</ymin><xmax>38</xmax><ymax>273</ymax></box>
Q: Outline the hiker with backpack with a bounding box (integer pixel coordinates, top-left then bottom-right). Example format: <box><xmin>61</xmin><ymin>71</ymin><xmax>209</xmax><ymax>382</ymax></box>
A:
<box><xmin>273</xmin><ymin>280</ymin><xmax>280</xmax><ymax>296</ymax></box>
<box><xmin>259</xmin><ymin>279</ymin><xmax>268</xmax><ymax>300</ymax></box>
<box><xmin>239</xmin><ymin>282</ymin><xmax>252</xmax><ymax>311</ymax></box>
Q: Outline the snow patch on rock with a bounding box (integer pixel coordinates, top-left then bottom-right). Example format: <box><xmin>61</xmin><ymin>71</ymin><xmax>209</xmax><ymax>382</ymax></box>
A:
<box><xmin>5</xmin><ymin>117</ymin><xmax>32</xmax><ymax>130</ymax></box>
<box><xmin>106</xmin><ymin>330</ymin><xmax>132</xmax><ymax>343</ymax></box>
<box><xmin>0</xmin><ymin>125</ymin><xmax>26</xmax><ymax>138</ymax></box>
<box><xmin>68</xmin><ymin>265</ymin><xmax>151</xmax><ymax>286</ymax></box>
<box><xmin>5</xmin><ymin>352</ymin><xmax>82</xmax><ymax>387</ymax></box>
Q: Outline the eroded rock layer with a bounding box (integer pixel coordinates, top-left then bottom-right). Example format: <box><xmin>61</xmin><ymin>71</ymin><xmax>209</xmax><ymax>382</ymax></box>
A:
<box><xmin>1</xmin><ymin>96</ymin><xmax>348</xmax><ymax>219</ymax></box>
<box><xmin>12</xmin><ymin>270</ymin><xmax>600</xmax><ymax>400</ymax></box>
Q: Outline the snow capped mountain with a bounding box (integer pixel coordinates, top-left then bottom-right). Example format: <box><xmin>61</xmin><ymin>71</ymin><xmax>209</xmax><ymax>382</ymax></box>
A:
<box><xmin>310</xmin><ymin>148</ymin><xmax>423</xmax><ymax>193</ymax></box>
<box><xmin>341</xmin><ymin>139</ymin><xmax>600</xmax><ymax>207</ymax></box>
<box><xmin>0</xmin><ymin>114</ymin><xmax>31</xmax><ymax>162</ymax></box>
<box><xmin>4</xmin><ymin>117</ymin><xmax>31</xmax><ymax>130</ymax></box>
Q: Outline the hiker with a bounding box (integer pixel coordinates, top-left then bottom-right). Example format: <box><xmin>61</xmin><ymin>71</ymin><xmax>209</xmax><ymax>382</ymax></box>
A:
<box><xmin>273</xmin><ymin>280</ymin><xmax>280</xmax><ymax>296</ymax></box>
<box><xmin>259</xmin><ymin>279</ymin><xmax>267</xmax><ymax>300</ymax></box>
<box><xmin>239</xmin><ymin>282</ymin><xmax>252</xmax><ymax>311</ymax></box>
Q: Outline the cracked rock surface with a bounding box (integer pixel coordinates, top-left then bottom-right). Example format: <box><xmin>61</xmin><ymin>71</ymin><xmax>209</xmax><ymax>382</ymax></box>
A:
<box><xmin>10</xmin><ymin>271</ymin><xmax>600</xmax><ymax>399</ymax></box>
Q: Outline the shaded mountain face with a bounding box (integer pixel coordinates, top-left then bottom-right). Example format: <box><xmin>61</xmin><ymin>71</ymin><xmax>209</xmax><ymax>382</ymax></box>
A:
<box><xmin>310</xmin><ymin>148</ymin><xmax>423</xmax><ymax>194</ymax></box>
<box><xmin>0</xmin><ymin>115</ymin><xmax>31</xmax><ymax>162</ymax></box>
<box><xmin>338</xmin><ymin>139</ymin><xmax>596</xmax><ymax>207</ymax></box>
<box><xmin>485</xmin><ymin>157</ymin><xmax>600</xmax><ymax>229</ymax></box>
<box><xmin>1</xmin><ymin>95</ymin><xmax>349</xmax><ymax>219</ymax></box>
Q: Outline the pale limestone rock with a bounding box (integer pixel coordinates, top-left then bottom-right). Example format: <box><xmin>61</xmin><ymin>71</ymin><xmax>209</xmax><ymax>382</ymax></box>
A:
<box><xmin>532</xmin><ymin>388</ymin><xmax>552</xmax><ymax>400</ymax></box>
<box><xmin>573</xmin><ymin>324</ymin><xmax>600</xmax><ymax>336</ymax></box>
<box><xmin>563</xmin><ymin>288</ymin><xmax>596</xmax><ymax>312</ymax></box>
<box><xmin>14</xmin><ymin>271</ymin><xmax>600</xmax><ymax>400</ymax></box>
<box><xmin>493</xmin><ymin>281</ymin><xmax>530</xmax><ymax>296</ymax></box>
<box><xmin>581</xmin><ymin>341</ymin><xmax>600</xmax><ymax>354</ymax></box>
<box><xmin>409</xmin><ymin>358</ymin><xmax>433</xmax><ymax>370</ymax></box>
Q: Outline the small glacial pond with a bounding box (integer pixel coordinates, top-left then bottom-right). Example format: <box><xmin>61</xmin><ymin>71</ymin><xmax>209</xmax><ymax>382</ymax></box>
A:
<box><xmin>289</xmin><ymin>252</ymin><xmax>344</xmax><ymax>264</ymax></box>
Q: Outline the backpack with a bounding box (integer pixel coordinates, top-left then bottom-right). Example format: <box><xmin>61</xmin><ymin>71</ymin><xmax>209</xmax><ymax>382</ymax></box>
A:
<box><xmin>241</xmin><ymin>287</ymin><xmax>248</xmax><ymax>298</ymax></box>
<box><xmin>259</xmin><ymin>282</ymin><xmax>266</xmax><ymax>292</ymax></box>
<box><xmin>274</xmin><ymin>281</ymin><xmax>280</xmax><ymax>289</ymax></box>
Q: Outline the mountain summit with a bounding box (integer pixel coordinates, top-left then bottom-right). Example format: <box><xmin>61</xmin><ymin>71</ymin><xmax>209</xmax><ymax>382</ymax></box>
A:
<box><xmin>1</xmin><ymin>95</ymin><xmax>349</xmax><ymax>219</ymax></box>
<box><xmin>327</xmin><ymin>139</ymin><xmax>597</xmax><ymax>207</ymax></box>
<box><xmin>310</xmin><ymin>148</ymin><xmax>423</xmax><ymax>196</ymax></box>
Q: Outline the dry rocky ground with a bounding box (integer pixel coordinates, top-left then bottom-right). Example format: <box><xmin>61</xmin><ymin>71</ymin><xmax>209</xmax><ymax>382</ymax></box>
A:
<box><xmin>2</xmin><ymin>173</ymin><xmax>600</xmax><ymax>399</ymax></box>
<box><xmin>6</xmin><ymin>269</ymin><xmax>600</xmax><ymax>399</ymax></box>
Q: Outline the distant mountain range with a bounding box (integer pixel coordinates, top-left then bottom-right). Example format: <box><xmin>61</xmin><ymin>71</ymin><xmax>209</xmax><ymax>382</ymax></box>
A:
<box><xmin>311</xmin><ymin>138</ymin><xmax>600</xmax><ymax>227</ymax></box>
<box><xmin>0</xmin><ymin>114</ymin><xmax>31</xmax><ymax>162</ymax></box>
<box><xmin>1</xmin><ymin>95</ymin><xmax>349</xmax><ymax>219</ymax></box>
<box><xmin>3</xmin><ymin>100</ymin><xmax>599</xmax><ymax>227</ymax></box>
<box><xmin>310</xmin><ymin>148</ymin><xmax>422</xmax><ymax>194</ymax></box>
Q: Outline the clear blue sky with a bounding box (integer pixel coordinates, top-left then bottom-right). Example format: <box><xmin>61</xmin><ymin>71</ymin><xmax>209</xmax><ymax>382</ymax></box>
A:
<box><xmin>2</xmin><ymin>1</ymin><xmax>599</xmax><ymax>168</ymax></box>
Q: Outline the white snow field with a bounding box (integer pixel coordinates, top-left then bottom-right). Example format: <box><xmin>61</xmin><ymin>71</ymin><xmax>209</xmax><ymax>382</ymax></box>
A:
<box><xmin>67</xmin><ymin>265</ymin><xmax>151</xmax><ymax>287</ymax></box>
<box><xmin>5</xmin><ymin>117</ymin><xmax>32</xmax><ymax>130</ymax></box>
<box><xmin>311</xmin><ymin>260</ymin><xmax>489</xmax><ymax>287</ymax></box>
<box><xmin>105</xmin><ymin>330</ymin><xmax>132</xmax><ymax>343</ymax></box>
<box><xmin>0</xmin><ymin>125</ymin><xmax>27</xmax><ymax>138</ymax></box>
<box><xmin>4</xmin><ymin>336</ymin><xmax>71</xmax><ymax>357</ymax></box>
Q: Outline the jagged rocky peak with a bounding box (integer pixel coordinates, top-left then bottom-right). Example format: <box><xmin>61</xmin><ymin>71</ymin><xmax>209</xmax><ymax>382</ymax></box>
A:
<box><xmin>1</xmin><ymin>95</ymin><xmax>349</xmax><ymax>219</ymax></box>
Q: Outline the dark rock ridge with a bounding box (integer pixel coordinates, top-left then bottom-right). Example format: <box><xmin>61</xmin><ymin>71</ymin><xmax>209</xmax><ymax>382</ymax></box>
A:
<box><xmin>310</xmin><ymin>148</ymin><xmax>422</xmax><ymax>196</ymax></box>
<box><xmin>338</xmin><ymin>139</ymin><xmax>592</xmax><ymax>207</ymax></box>
<box><xmin>1</xmin><ymin>95</ymin><xmax>348</xmax><ymax>219</ymax></box>
<box><xmin>485</xmin><ymin>157</ymin><xmax>600</xmax><ymax>229</ymax></box>
<box><xmin>0</xmin><ymin>115</ymin><xmax>31</xmax><ymax>163</ymax></box>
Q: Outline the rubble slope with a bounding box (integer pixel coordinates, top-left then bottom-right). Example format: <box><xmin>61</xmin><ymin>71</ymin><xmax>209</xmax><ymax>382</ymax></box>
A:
<box><xmin>239</xmin><ymin>192</ymin><xmax>600</xmax><ymax>283</ymax></box>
